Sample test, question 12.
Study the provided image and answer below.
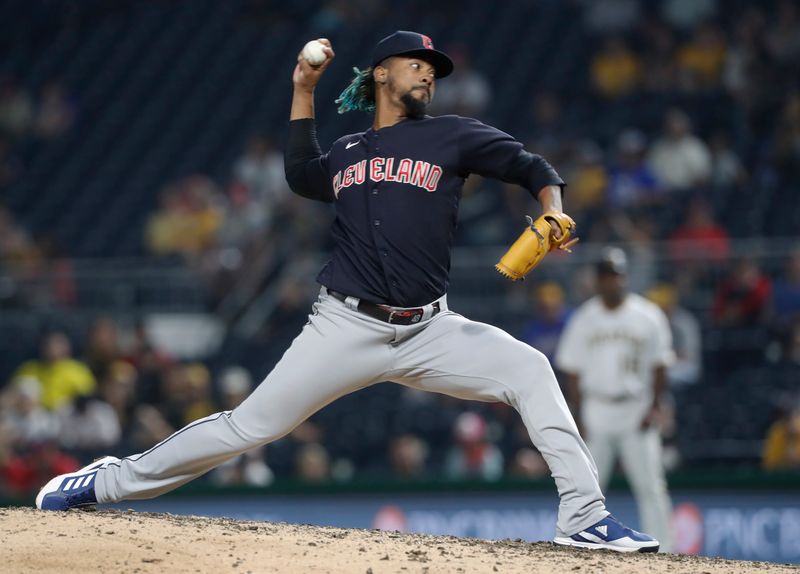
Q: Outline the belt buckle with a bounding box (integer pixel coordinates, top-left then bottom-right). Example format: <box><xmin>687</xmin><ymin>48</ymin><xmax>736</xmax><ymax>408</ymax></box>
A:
<box><xmin>378</xmin><ymin>305</ymin><xmax>399</xmax><ymax>324</ymax></box>
<box><xmin>385</xmin><ymin>307</ymin><xmax>423</xmax><ymax>325</ymax></box>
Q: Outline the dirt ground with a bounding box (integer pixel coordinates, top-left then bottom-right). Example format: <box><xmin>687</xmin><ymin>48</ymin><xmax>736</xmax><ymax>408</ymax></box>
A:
<box><xmin>1</xmin><ymin>507</ymin><xmax>797</xmax><ymax>573</ymax></box>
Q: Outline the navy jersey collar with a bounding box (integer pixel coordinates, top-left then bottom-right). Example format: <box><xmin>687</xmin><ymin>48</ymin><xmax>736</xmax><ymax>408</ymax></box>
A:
<box><xmin>367</xmin><ymin>115</ymin><xmax>433</xmax><ymax>135</ymax></box>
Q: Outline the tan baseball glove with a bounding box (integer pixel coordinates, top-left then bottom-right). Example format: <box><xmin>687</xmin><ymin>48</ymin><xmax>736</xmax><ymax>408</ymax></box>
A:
<box><xmin>495</xmin><ymin>212</ymin><xmax>577</xmax><ymax>281</ymax></box>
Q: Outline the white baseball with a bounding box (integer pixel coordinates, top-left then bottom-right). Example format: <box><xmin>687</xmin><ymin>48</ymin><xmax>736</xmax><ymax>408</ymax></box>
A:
<box><xmin>301</xmin><ymin>40</ymin><xmax>327</xmax><ymax>66</ymax></box>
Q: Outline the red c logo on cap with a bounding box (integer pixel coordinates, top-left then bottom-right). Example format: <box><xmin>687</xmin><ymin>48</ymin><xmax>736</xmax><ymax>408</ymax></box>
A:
<box><xmin>421</xmin><ymin>34</ymin><xmax>434</xmax><ymax>49</ymax></box>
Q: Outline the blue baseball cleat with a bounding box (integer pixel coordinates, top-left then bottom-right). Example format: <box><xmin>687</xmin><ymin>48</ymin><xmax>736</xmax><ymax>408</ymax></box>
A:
<box><xmin>554</xmin><ymin>514</ymin><xmax>660</xmax><ymax>553</ymax></box>
<box><xmin>35</xmin><ymin>456</ymin><xmax>119</xmax><ymax>511</ymax></box>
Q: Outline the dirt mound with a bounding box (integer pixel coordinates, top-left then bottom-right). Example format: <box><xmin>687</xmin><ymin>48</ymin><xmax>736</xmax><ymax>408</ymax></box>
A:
<box><xmin>1</xmin><ymin>507</ymin><xmax>795</xmax><ymax>573</ymax></box>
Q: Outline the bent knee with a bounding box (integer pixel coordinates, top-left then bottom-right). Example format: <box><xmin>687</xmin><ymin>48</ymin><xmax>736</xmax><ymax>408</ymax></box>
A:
<box><xmin>495</xmin><ymin>345</ymin><xmax>558</xmax><ymax>400</ymax></box>
<box><xmin>515</xmin><ymin>345</ymin><xmax>557</xmax><ymax>381</ymax></box>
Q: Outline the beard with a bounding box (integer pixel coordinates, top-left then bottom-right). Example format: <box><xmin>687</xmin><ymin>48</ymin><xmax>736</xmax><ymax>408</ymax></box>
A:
<box><xmin>386</xmin><ymin>76</ymin><xmax>430</xmax><ymax>119</ymax></box>
<box><xmin>400</xmin><ymin>90</ymin><xmax>429</xmax><ymax>119</ymax></box>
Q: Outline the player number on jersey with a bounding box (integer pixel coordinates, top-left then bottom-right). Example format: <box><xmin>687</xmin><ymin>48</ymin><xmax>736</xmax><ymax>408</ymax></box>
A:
<box><xmin>621</xmin><ymin>354</ymin><xmax>640</xmax><ymax>374</ymax></box>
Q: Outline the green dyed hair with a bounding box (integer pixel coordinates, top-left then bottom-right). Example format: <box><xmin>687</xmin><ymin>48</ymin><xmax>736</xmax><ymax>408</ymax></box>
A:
<box><xmin>335</xmin><ymin>66</ymin><xmax>376</xmax><ymax>114</ymax></box>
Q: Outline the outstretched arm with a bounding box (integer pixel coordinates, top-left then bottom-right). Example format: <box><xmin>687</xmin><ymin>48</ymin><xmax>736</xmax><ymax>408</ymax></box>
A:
<box><xmin>285</xmin><ymin>39</ymin><xmax>337</xmax><ymax>202</ymax></box>
<box><xmin>456</xmin><ymin>117</ymin><xmax>567</xmax><ymax>222</ymax></box>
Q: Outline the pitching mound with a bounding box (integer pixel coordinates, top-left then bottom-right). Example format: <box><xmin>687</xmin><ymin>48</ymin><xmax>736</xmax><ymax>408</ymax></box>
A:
<box><xmin>1</xmin><ymin>507</ymin><xmax>795</xmax><ymax>573</ymax></box>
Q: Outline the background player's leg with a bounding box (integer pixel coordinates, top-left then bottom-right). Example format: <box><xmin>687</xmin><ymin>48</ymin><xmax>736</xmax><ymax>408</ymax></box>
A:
<box><xmin>388</xmin><ymin>311</ymin><xmax>607</xmax><ymax>537</ymax></box>
<box><xmin>96</xmin><ymin>294</ymin><xmax>393</xmax><ymax>503</ymax></box>
<box><xmin>582</xmin><ymin>401</ymin><xmax>624</xmax><ymax>492</ymax></box>
<box><xmin>584</xmin><ymin>431</ymin><xmax>617</xmax><ymax>492</ymax></box>
<box><xmin>618</xmin><ymin>427</ymin><xmax>674</xmax><ymax>552</ymax></box>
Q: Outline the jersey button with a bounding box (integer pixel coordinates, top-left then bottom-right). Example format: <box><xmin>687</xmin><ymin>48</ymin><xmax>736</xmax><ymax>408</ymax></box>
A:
<box><xmin>382</xmin><ymin>249</ymin><xmax>388</xmax><ymax>257</ymax></box>
<box><xmin>372</xmin><ymin>188</ymin><xmax>378</xmax><ymax>195</ymax></box>
<box><xmin>374</xmin><ymin>219</ymin><xmax>381</xmax><ymax>226</ymax></box>
<box><xmin>391</xmin><ymin>280</ymin><xmax>398</xmax><ymax>287</ymax></box>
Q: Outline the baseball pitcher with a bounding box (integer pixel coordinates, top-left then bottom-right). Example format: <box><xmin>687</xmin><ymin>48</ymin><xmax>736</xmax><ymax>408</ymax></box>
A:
<box><xmin>36</xmin><ymin>31</ymin><xmax>658</xmax><ymax>552</ymax></box>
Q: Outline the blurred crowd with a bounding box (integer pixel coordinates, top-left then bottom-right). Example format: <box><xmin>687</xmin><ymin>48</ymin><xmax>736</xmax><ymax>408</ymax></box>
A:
<box><xmin>2</xmin><ymin>0</ymin><xmax>800</xmax><ymax>498</ymax></box>
<box><xmin>141</xmin><ymin>134</ymin><xmax>331</xmax><ymax>308</ymax></box>
<box><xmin>0</xmin><ymin>76</ymin><xmax>76</xmax><ymax>192</ymax></box>
<box><xmin>0</xmin><ymin>77</ymin><xmax>77</xmax><ymax>308</ymax></box>
<box><xmin>0</xmin><ymin>321</ymin><xmax>279</xmax><ymax>496</ymax></box>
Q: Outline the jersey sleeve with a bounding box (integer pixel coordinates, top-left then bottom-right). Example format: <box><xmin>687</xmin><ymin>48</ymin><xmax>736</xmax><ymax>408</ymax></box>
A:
<box><xmin>284</xmin><ymin>119</ymin><xmax>335</xmax><ymax>203</ymax></box>
<box><xmin>456</xmin><ymin>117</ymin><xmax>565</xmax><ymax>197</ymax></box>
<box><xmin>555</xmin><ymin>312</ymin><xmax>584</xmax><ymax>375</ymax></box>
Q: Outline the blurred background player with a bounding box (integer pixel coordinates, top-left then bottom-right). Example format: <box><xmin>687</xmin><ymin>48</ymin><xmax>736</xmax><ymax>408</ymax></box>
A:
<box><xmin>555</xmin><ymin>247</ymin><xmax>675</xmax><ymax>551</ymax></box>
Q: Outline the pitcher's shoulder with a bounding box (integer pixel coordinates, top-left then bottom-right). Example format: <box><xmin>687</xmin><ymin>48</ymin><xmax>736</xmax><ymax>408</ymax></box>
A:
<box><xmin>331</xmin><ymin>130</ymin><xmax>368</xmax><ymax>149</ymax></box>
<box><xmin>410</xmin><ymin>114</ymin><xmax>472</xmax><ymax>129</ymax></box>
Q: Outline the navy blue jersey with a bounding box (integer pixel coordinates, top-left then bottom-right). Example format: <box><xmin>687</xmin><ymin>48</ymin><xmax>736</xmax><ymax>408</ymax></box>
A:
<box><xmin>285</xmin><ymin>115</ymin><xmax>564</xmax><ymax>307</ymax></box>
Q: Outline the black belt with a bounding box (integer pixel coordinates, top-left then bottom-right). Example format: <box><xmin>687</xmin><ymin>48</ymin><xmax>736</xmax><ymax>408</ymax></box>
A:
<box><xmin>327</xmin><ymin>289</ymin><xmax>441</xmax><ymax>325</ymax></box>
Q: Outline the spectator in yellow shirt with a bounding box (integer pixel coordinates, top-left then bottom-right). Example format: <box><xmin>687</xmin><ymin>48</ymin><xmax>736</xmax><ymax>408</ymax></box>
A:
<box><xmin>11</xmin><ymin>331</ymin><xmax>96</xmax><ymax>411</ymax></box>
<box><xmin>564</xmin><ymin>141</ymin><xmax>609</xmax><ymax>213</ymax></box>
<box><xmin>591</xmin><ymin>36</ymin><xmax>642</xmax><ymax>98</ymax></box>
<box><xmin>677</xmin><ymin>22</ymin><xmax>727</xmax><ymax>90</ymax></box>
<box><xmin>762</xmin><ymin>405</ymin><xmax>800</xmax><ymax>471</ymax></box>
<box><xmin>145</xmin><ymin>176</ymin><xmax>223</xmax><ymax>260</ymax></box>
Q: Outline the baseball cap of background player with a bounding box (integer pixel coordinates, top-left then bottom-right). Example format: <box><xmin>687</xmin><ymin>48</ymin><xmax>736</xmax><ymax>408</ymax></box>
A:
<box><xmin>596</xmin><ymin>246</ymin><xmax>628</xmax><ymax>275</ymax></box>
<box><xmin>371</xmin><ymin>31</ymin><xmax>454</xmax><ymax>78</ymax></box>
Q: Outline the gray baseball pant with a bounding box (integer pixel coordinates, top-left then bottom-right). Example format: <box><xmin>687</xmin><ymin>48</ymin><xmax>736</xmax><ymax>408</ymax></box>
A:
<box><xmin>95</xmin><ymin>288</ymin><xmax>608</xmax><ymax>536</ymax></box>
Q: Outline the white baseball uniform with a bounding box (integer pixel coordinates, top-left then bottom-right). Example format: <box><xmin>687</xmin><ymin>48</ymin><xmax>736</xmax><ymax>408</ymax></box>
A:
<box><xmin>555</xmin><ymin>293</ymin><xmax>674</xmax><ymax>551</ymax></box>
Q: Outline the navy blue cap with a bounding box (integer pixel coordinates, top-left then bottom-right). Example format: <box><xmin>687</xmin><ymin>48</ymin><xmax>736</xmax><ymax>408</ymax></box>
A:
<box><xmin>371</xmin><ymin>31</ymin><xmax>454</xmax><ymax>78</ymax></box>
